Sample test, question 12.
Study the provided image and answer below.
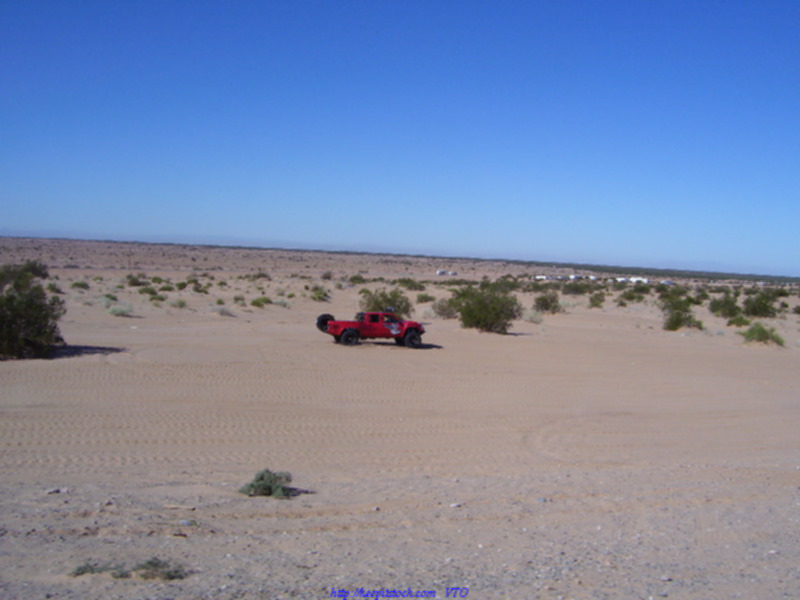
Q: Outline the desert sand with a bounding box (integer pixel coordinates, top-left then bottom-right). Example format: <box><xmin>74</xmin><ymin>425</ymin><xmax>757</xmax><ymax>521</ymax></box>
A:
<box><xmin>1</xmin><ymin>237</ymin><xmax>799</xmax><ymax>600</ymax></box>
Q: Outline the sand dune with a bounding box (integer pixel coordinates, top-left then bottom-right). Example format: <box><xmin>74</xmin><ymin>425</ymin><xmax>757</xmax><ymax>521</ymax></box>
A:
<box><xmin>1</xmin><ymin>238</ymin><xmax>798</xmax><ymax>599</ymax></box>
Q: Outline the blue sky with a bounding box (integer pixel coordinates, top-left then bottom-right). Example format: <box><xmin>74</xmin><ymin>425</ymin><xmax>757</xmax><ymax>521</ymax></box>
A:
<box><xmin>2</xmin><ymin>1</ymin><xmax>798</xmax><ymax>276</ymax></box>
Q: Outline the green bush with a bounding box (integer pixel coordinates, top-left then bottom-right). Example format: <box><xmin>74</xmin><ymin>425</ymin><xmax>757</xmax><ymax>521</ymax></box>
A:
<box><xmin>240</xmin><ymin>468</ymin><xmax>292</xmax><ymax>497</ymax></box>
<box><xmin>359</xmin><ymin>288</ymin><xmax>413</xmax><ymax>318</ymax></box>
<box><xmin>0</xmin><ymin>262</ymin><xmax>66</xmax><ymax>358</ymax></box>
<box><xmin>534</xmin><ymin>290</ymin><xmax>562</xmax><ymax>314</ymax></box>
<box><xmin>589</xmin><ymin>291</ymin><xmax>605</xmax><ymax>308</ymax></box>
<box><xmin>451</xmin><ymin>284</ymin><xmax>522</xmax><ymax>334</ymax></box>
<box><xmin>709</xmin><ymin>293</ymin><xmax>741</xmax><ymax>318</ymax></box>
<box><xmin>70</xmin><ymin>280</ymin><xmax>90</xmax><ymax>290</ymax></box>
<box><xmin>349</xmin><ymin>274</ymin><xmax>367</xmax><ymax>285</ymax></box>
<box><xmin>743</xmin><ymin>291</ymin><xmax>778</xmax><ymax>318</ymax></box>
<box><xmin>309</xmin><ymin>285</ymin><xmax>330</xmax><ymax>302</ymax></box>
<box><xmin>394</xmin><ymin>277</ymin><xmax>426</xmax><ymax>291</ymax></box>
<box><xmin>727</xmin><ymin>314</ymin><xmax>751</xmax><ymax>327</ymax></box>
<box><xmin>251</xmin><ymin>296</ymin><xmax>272</xmax><ymax>308</ymax></box>
<box><xmin>661</xmin><ymin>297</ymin><xmax>703</xmax><ymax>331</ymax></box>
<box><xmin>416</xmin><ymin>293</ymin><xmax>435</xmax><ymax>303</ymax></box>
<box><xmin>738</xmin><ymin>322</ymin><xmax>784</xmax><ymax>346</ymax></box>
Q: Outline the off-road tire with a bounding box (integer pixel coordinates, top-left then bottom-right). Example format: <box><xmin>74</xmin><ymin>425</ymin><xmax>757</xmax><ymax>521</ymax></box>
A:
<box><xmin>316</xmin><ymin>313</ymin><xmax>335</xmax><ymax>332</ymax></box>
<box><xmin>404</xmin><ymin>329</ymin><xmax>422</xmax><ymax>348</ymax></box>
<box><xmin>340</xmin><ymin>329</ymin><xmax>360</xmax><ymax>346</ymax></box>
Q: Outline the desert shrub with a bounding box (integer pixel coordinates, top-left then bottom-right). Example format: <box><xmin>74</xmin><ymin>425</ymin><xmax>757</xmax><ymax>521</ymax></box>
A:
<box><xmin>108</xmin><ymin>304</ymin><xmax>133</xmax><ymax>317</ymax></box>
<box><xmin>743</xmin><ymin>291</ymin><xmax>778</xmax><ymax>318</ymax></box>
<box><xmin>216</xmin><ymin>298</ymin><xmax>225</xmax><ymax>305</ymax></box>
<box><xmin>134</xmin><ymin>557</ymin><xmax>188</xmax><ymax>580</ymax></box>
<box><xmin>416</xmin><ymin>293</ymin><xmax>435</xmax><ymax>303</ymax></box>
<box><xmin>431</xmin><ymin>296</ymin><xmax>458</xmax><ymax>319</ymax></box>
<box><xmin>213</xmin><ymin>306</ymin><xmax>236</xmax><ymax>317</ymax></box>
<box><xmin>0</xmin><ymin>262</ymin><xmax>66</xmax><ymax>358</ymax></box>
<box><xmin>394</xmin><ymin>277</ymin><xmax>426</xmax><ymax>291</ymax></box>
<box><xmin>240</xmin><ymin>468</ymin><xmax>292</xmax><ymax>497</ymax></box>
<box><xmin>170</xmin><ymin>299</ymin><xmax>187</xmax><ymax>309</ymax></box>
<box><xmin>125</xmin><ymin>273</ymin><xmax>148</xmax><ymax>287</ymax></box>
<box><xmin>309</xmin><ymin>284</ymin><xmax>330</xmax><ymax>302</ymax></box>
<box><xmin>321</xmin><ymin>270</ymin><xmax>333</xmax><ymax>280</ymax></box>
<box><xmin>70</xmin><ymin>280</ymin><xmax>90</xmax><ymax>290</ymax></box>
<box><xmin>660</xmin><ymin>296</ymin><xmax>703</xmax><ymax>331</ymax></box>
<box><xmin>562</xmin><ymin>281</ymin><xmax>592</xmax><ymax>295</ymax></box>
<box><xmin>150</xmin><ymin>294</ymin><xmax>167</xmax><ymax>303</ymax></box>
<box><xmin>233</xmin><ymin>295</ymin><xmax>246</xmax><ymax>306</ymax></box>
<box><xmin>727</xmin><ymin>314</ymin><xmax>751</xmax><ymax>327</ymax></box>
<box><xmin>793</xmin><ymin>305</ymin><xmax>800</xmax><ymax>315</ymax></box>
<box><xmin>138</xmin><ymin>286</ymin><xmax>157</xmax><ymax>296</ymax></box>
<box><xmin>176</xmin><ymin>281</ymin><xmax>188</xmax><ymax>290</ymax></box>
<box><xmin>618</xmin><ymin>289</ymin><xmax>645</xmax><ymax>305</ymax></box>
<box><xmin>47</xmin><ymin>282</ymin><xmax>64</xmax><ymax>294</ymax></box>
<box><xmin>709</xmin><ymin>292</ymin><xmax>741</xmax><ymax>318</ymax></box>
<box><xmin>274</xmin><ymin>298</ymin><xmax>291</xmax><ymax>309</ymax></box>
<box><xmin>349</xmin><ymin>274</ymin><xmax>367</xmax><ymax>285</ymax></box>
<box><xmin>251</xmin><ymin>296</ymin><xmax>272</xmax><ymax>308</ymax></box>
<box><xmin>159</xmin><ymin>284</ymin><xmax>175</xmax><ymax>292</ymax></box>
<box><xmin>359</xmin><ymin>288</ymin><xmax>413</xmax><ymax>318</ymax></box>
<box><xmin>738</xmin><ymin>322</ymin><xmax>784</xmax><ymax>346</ymax></box>
<box><xmin>451</xmin><ymin>284</ymin><xmax>522</xmax><ymax>334</ymax></box>
<box><xmin>534</xmin><ymin>290</ymin><xmax>562</xmax><ymax>314</ymax></box>
<box><xmin>522</xmin><ymin>309</ymin><xmax>543</xmax><ymax>324</ymax></box>
<box><xmin>589</xmin><ymin>291</ymin><xmax>605</xmax><ymax>308</ymax></box>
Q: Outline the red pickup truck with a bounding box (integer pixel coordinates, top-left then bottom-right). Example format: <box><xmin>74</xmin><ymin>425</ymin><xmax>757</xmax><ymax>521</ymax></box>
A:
<box><xmin>316</xmin><ymin>312</ymin><xmax>425</xmax><ymax>348</ymax></box>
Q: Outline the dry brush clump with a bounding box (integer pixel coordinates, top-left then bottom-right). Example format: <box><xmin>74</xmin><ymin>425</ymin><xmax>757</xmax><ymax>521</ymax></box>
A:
<box><xmin>240</xmin><ymin>468</ymin><xmax>293</xmax><ymax>497</ymax></box>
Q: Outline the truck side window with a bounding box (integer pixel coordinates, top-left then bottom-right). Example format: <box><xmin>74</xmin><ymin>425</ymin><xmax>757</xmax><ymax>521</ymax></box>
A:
<box><xmin>369</xmin><ymin>314</ymin><xmax>380</xmax><ymax>323</ymax></box>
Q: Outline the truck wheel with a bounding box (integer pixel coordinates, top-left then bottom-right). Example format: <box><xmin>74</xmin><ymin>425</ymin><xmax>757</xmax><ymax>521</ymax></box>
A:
<box><xmin>340</xmin><ymin>329</ymin><xmax>359</xmax><ymax>346</ymax></box>
<box><xmin>404</xmin><ymin>329</ymin><xmax>422</xmax><ymax>348</ymax></box>
<box><xmin>316</xmin><ymin>313</ymin><xmax>334</xmax><ymax>332</ymax></box>
<box><xmin>333</xmin><ymin>335</ymin><xmax>341</xmax><ymax>344</ymax></box>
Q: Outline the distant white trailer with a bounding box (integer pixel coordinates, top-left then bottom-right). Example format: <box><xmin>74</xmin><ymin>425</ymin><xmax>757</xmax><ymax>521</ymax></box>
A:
<box><xmin>436</xmin><ymin>269</ymin><xmax>447</xmax><ymax>276</ymax></box>
<box><xmin>629</xmin><ymin>277</ymin><xmax>649</xmax><ymax>284</ymax></box>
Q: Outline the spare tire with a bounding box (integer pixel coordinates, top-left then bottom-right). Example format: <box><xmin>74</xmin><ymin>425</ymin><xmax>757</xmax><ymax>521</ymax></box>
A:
<box><xmin>316</xmin><ymin>314</ymin><xmax>335</xmax><ymax>332</ymax></box>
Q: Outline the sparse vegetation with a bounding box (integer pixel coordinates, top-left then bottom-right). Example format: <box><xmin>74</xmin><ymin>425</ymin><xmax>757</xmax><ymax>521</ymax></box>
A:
<box><xmin>309</xmin><ymin>284</ymin><xmax>331</xmax><ymax>302</ymax></box>
<box><xmin>107</xmin><ymin>304</ymin><xmax>133</xmax><ymax>317</ymax></box>
<box><xmin>534</xmin><ymin>290</ymin><xmax>562</xmax><ymax>314</ymax></box>
<box><xmin>70</xmin><ymin>280</ymin><xmax>90</xmax><ymax>290</ymax></box>
<box><xmin>589</xmin><ymin>291</ymin><xmax>605</xmax><ymax>308</ymax></box>
<box><xmin>394</xmin><ymin>277</ymin><xmax>426</xmax><ymax>291</ymax></box>
<box><xmin>727</xmin><ymin>314</ymin><xmax>751</xmax><ymax>327</ymax></box>
<box><xmin>240</xmin><ymin>468</ymin><xmax>293</xmax><ymax>497</ymax></box>
<box><xmin>738</xmin><ymin>322</ymin><xmax>784</xmax><ymax>346</ymax></box>
<box><xmin>71</xmin><ymin>557</ymin><xmax>186</xmax><ymax>580</ymax></box>
<box><xmin>431</xmin><ymin>296</ymin><xmax>459</xmax><ymax>319</ymax></box>
<box><xmin>743</xmin><ymin>290</ymin><xmax>780</xmax><ymax>318</ymax></box>
<box><xmin>359</xmin><ymin>288</ymin><xmax>413</xmax><ymax>318</ymax></box>
<box><xmin>450</xmin><ymin>283</ymin><xmax>522</xmax><ymax>334</ymax></box>
<box><xmin>660</xmin><ymin>295</ymin><xmax>703</xmax><ymax>331</ymax></box>
<box><xmin>251</xmin><ymin>296</ymin><xmax>272</xmax><ymax>308</ymax></box>
<box><xmin>416</xmin><ymin>293</ymin><xmax>436</xmax><ymax>303</ymax></box>
<box><xmin>0</xmin><ymin>261</ymin><xmax>66</xmax><ymax>359</ymax></box>
<box><xmin>709</xmin><ymin>292</ymin><xmax>741</xmax><ymax>319</ymax></box>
